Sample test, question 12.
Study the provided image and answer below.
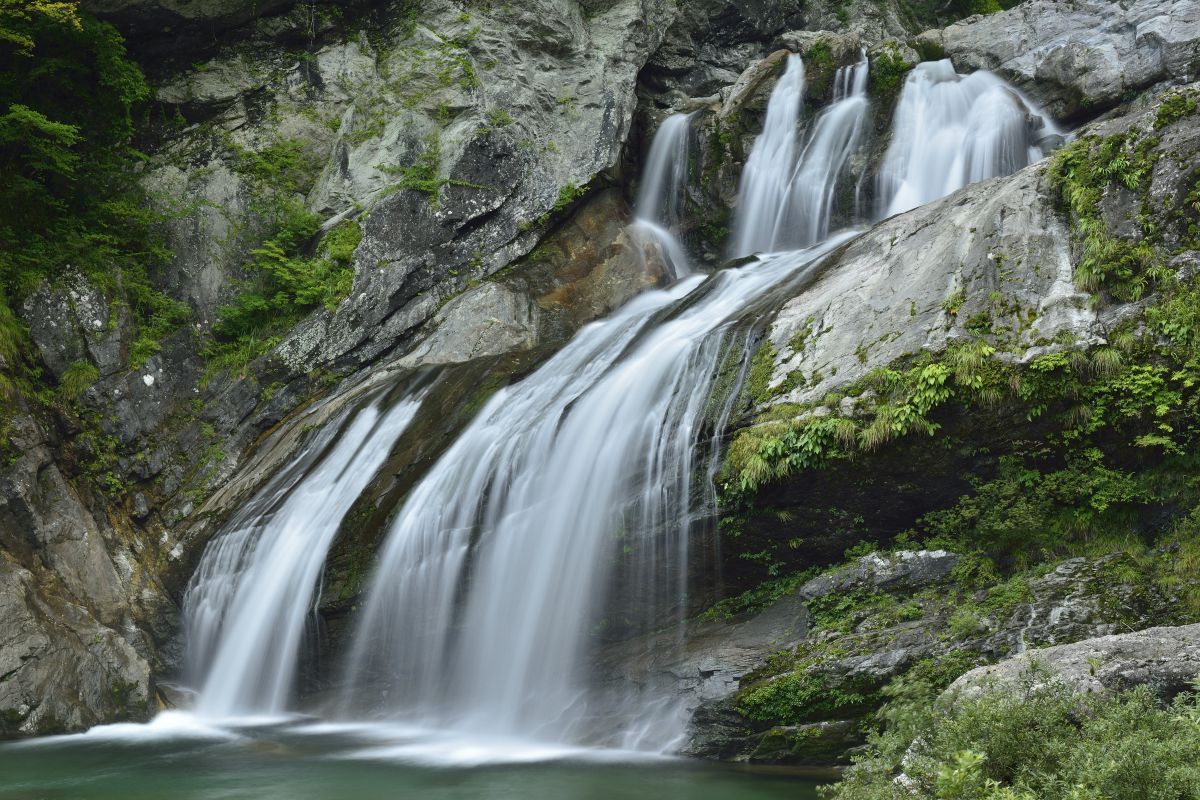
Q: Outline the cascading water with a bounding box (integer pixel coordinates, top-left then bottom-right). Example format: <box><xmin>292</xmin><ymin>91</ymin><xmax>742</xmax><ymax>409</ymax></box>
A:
<box><xmin>184</xmin><ymin>392</ymin><xmax>423</xmax><ymax>718</ymax></box>
<box><xmin>630</xmin><ymin>112</ymin><xmax>694</xmax><ymax>278</ymax></box>
<box><xmin>731</xmin><ymin>53</ymin><xmax>871</xmax><ymax>255</ymax></box>
<box><xmin>877</xmin><ymin>58</ymin><xmax>1061</xmax><ymax>217</ymax></box>
<box><xmin>340</xmin><ymin>234</ymin><xmax>851</xmax><ymax>749</ymax></box>
<box><xmin>171</xmin><ymin>47</ymin><xmax>1061</xmax><ymax>758</ymax></box>
<box><xmin>730</xmin><ymin>54</ymin><xmax>805</xmax><ymax>257</ymax></box>
<box><xmin>770</xmin><ymin>52</ymin><xmax>870</xmax><ymax>250</ymax></box>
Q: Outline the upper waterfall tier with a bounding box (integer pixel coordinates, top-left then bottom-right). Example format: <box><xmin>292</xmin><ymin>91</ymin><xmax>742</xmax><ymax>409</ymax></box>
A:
<box><xmin>632</xmin><ymin>112</ymin><xmax>695</xmax><ymax>278</ymax></box>
<box><xmin>877</xmin><ymin>59</ymin><xmax>1061</xmax><ymax>217</ymax></box>
<box><xmin>730</xmin><ymin>53</ymin><xmax>870</xmax><ymax>257</ymax></box>
<box><xmin>730</xmin><ymin>54</ymin><xmax>807</xmax><ymax>257</ymax></box>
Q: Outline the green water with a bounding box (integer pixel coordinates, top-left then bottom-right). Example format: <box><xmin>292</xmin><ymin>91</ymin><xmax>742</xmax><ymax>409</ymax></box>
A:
<box><xmin>0</xmin><ymin>719</ymin><xmax>826</xmax><ymax>800</ymax></box>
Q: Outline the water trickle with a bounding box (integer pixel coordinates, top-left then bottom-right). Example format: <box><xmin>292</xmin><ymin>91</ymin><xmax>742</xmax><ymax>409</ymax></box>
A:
<box><xmin>635</xmin><ymin>113</ymin><xmax>692</xmax><ymax>228</ymax></box>
<box><xmin>631</xmin><ymin>112</ymin><xmax>695</xmax><ymax>278</ymax></box>
<box><xmin>184</xmin><ymin>393</ymin><xmax>423</xmax><ymax>718</ymax></box>
<box><xmin>877</xmin><ymin>59</ymin><xmax>1060</xmax><ymax>217</ymax></box>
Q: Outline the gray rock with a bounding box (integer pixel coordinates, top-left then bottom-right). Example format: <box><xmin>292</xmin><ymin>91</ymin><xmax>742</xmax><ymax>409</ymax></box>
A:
<box><xmin>22</xmin><ymin>275</ymin><xmax>130</xmax><ymax>383</ymax></box>
<box><xmin>764</xmin><ymin>160</ymin><xmax>1099</xmax><ymax>408</ymax></box>
<box><xmin>0</xmin><ymin>557</ymin><xmax>152</xmax><ymax>734</ymax></box>
<box><xmin>799</xmin><ymin>550</ymin><xmax>960</xmax><ymax>597</ymax></box>
<box><xmin>396</xmin><ymin>283</ymin><xmax>541</xmax><ymax>368</ymax></box>
<box><xmin>947</xmin><ymin>623</ymin><xmax>1200</xmax><ymax>702</ymax></box>
<box><xmin>937</xmin><ymin>0</ymin><xmax>1200</xmax><ymax>118</ymax></box>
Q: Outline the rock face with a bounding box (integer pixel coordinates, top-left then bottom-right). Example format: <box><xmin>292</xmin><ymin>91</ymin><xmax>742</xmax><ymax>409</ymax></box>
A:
<box><xmin>0</xmin><ymin>412</ymin><xmax>157</xmax><ymax>735</ymax></box>
<box><xmin>678</xmin><ymin>551</ymin><xmax>1180</xmax><ymax>764</ymax></box>
<box><xmin>763</xmin><ymin>163</ymin><xmax>1094</xmax><ymax>409</ymax></box>
<box><xmin>929</xmin><ymin>0</ymin><xmax>1200</xmax><ymax>119</ymax></box>
<box><xmin>948</xmin><ymin>624</ymin><xmax>1200</xmax><ymax>702</ymax></box>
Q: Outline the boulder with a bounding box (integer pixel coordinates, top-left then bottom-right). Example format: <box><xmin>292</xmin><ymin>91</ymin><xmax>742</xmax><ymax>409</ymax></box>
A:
<box><xmin>933</xmin><ymin>0</ymin><xmax>1200</xmax><ymax>119</ymax></box>
<box><xmin>947</xmin><ymin>623</ymin><xmax>1200</xmax><ymax>702</ymax></box>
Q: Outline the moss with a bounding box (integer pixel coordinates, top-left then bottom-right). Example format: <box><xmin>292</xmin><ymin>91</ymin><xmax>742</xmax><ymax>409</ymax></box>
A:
<box><xmin>869</xmin><ymin>47</ymin><xmax>912</xmax><ymax>100</ymax></box>
<box><xmin>746</xmin><ymin>341</ymin><xmax>778</xmax><ymax>405</ymax></box>
<box><xmin>1153</xmin><ymin>88</ymin><xmax>1199</xmax><ymax>130</ymax></box>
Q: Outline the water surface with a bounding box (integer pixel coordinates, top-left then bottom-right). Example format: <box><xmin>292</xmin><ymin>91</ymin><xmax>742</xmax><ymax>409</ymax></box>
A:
<box><xmin>0</xmin><ymin>716</ymin><xmax>826</xmax><ymax>800</ymax></box>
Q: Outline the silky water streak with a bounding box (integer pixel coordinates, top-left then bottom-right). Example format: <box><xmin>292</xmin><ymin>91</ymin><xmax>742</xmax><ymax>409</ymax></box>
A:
<box><xmin>184</xmin><ymin>391</ymin><xmax>424</xmax><ymax>718</ymax></box>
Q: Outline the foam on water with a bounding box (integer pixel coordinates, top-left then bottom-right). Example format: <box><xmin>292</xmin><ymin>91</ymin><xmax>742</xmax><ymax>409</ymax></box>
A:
<box><xmin>8</xmin><ymin>711</ymin><xmax>240</xmax><ymax>746</ymax></box>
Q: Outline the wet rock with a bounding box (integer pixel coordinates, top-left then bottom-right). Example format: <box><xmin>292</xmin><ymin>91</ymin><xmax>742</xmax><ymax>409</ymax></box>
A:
<box><xmin>764</xmin><ymin>160</ymin><xmax>1100</xmax><ymax>408</ymax></box>
<box><xmin>396</xmin><ymin>283</ymin><xmax>541</xmax><ymax>368</ymax></box>
<box><xmin>0</xmin><ymin>557</ymin><xmax>152</xmax><ymax>735</ymax></box>
<box><xmin>748</xmin><ymin>719</ymin><xmax>862</xmax><ymax>765</ymax></box>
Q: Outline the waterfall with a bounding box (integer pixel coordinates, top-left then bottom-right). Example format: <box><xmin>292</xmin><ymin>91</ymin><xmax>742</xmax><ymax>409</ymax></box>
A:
<box><xmin>877</xmin><ymin>58</ymin><xmax>1060</xmax><ymax>217</ymax></box>
<box><xmin>630</xmin><ymin>112</ymin><xmax>694</xmax><ymax>278</ymax></box>
<box><xmin>730</xmin><ymin>54</ymin><xmax>805</xmax><ymax>257</ymax></box>
<box><xmin>184</xmin><ymin>393</ymin><xmax>423</xmax><ymax>718</ymax></box>
<box><xmin>731</xmin><ymin>53</ymin><xmax>870</xmax><ymax>256</ymax></box>
<box><xmin>171</xmin><ymin>46</ymin><xmax>1062</xmax><ymax>755</ymax></box>
<box><xmin>635</xmin><ymin>113</ymin><xmax>692</xmax><ymax>228</ymax></box>
<box><xmin>770</xmin><ymin>52</ymin><xmax>870</xmax><ymax>250</ymax></box>
<box><xmin>341</xmin><ymin>232</ymin><xmax>851</xmax><ymax>747</ymax></box>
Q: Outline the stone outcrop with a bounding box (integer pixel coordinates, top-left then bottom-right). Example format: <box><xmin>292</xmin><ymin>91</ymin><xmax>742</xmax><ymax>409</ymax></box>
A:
<box><xmin>924</xmin><ymin>0</ymin><xmax>1200</xmax><ymax>119</ymax></box>
<box><xmin>0</xmin><ymin>412</ymin><xmax>158</xmax><ymax>734</ymax></box>
<box><xmin>677</xmin><ymin>551</ymin><xmax>1180</xmax><ymax>764</ymax></box>
<box><xmin>948</xmin><ymin>623</ymin><xmax>1200</xmax><ymax>702</ymax></box>
<box><xmin>759</xmin><ymin>86</ymin><xmax>1200</xmax><ymax>413</ymax></box>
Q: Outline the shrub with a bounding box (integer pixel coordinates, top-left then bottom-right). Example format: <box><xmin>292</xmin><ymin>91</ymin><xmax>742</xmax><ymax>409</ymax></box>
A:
<box><xmin>825</xmin><ymin>678</ymin><xmax>1200</xmax><ymax>800</ymax></box>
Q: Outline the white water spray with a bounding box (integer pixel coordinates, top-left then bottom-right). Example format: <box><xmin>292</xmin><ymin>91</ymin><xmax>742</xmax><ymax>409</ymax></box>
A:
<box><xmin>878</xmin><ymin>59</ymin><xmax>1060</xmax><ymax>217</ymax></box>
<box><xmin>185</xmin><ymin>394</ymin><xmax>422</xmax><ymax>718</ymax></box>
<box><xmin>342</xmin><ymin>231</ymin><xmax>851</xmax><ymax>747</ymax></box>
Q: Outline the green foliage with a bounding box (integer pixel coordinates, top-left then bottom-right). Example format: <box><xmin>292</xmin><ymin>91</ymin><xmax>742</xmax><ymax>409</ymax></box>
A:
<box><xmin>383</xmin><ymin>134</ymin><xmax>445</xmax><ymax>203</ymax></box>
<box><xmin>869</xmin><ymin>48</ymin><xmax>912</xmax><ymax>99</ymax></box>
<box><xmin>700</xmin><ymin>569</ymin><xmax>815</xmax><ymax>621</ymax></box>
<box><xmin>0</xmin><ymin>0</ymin><xmax>180</xmax><ymax>410</ymax></box>
<box><xmin>57</xmin><ymin>359</ymin><xmax>98</xmax><ymax>401</ymax></box>
<box><xmin>1049</xmin><ymin>131</ymin><xmax>1165</xmax><ymax>301</ymax></box>
<box><xmin>722</xmin><ymin>343</ymin><xmax>995</xmax><ymax>503</ymax></box>
<box><xmin>381</xmin><ymin>133</ymin><xmax>487</xmax><ymax>205</ymax></box>
<box><xmin>739</xmin><ymin>664</ymin><xmax>872</xmax><ymax>724</ymax></box>
<box><xmin>1154</xmin><ymin>88</ymin><xmax>1199</xmax><ymax>130</ymax></box>
<box><xmin>487</xmin><ymin>107</ymin><xmax>514</xmax><ymax>127</ymax></box>
<box><xmin>825</xmin><ymin>678</ymin><xmax>1200</xmax><ymax>800</ymax></box>
<box><xmin>206</xmin><ymin>217</ymin><xmax>361</xmax><ymax>378</ymax></box>
<box><xmin>552</xmin><ymin>182</ymin><xmax>584</xmax><ymax>213</ymax></box>
<box><xmin>804</xmin><ymin>41</ymin><xmax>834</xmax><ymax>72</ymax></box>
<box><xmin>896</xmin><ymin>0</ymin><xmax>1008</xmax><ymax>27</ymax></box>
